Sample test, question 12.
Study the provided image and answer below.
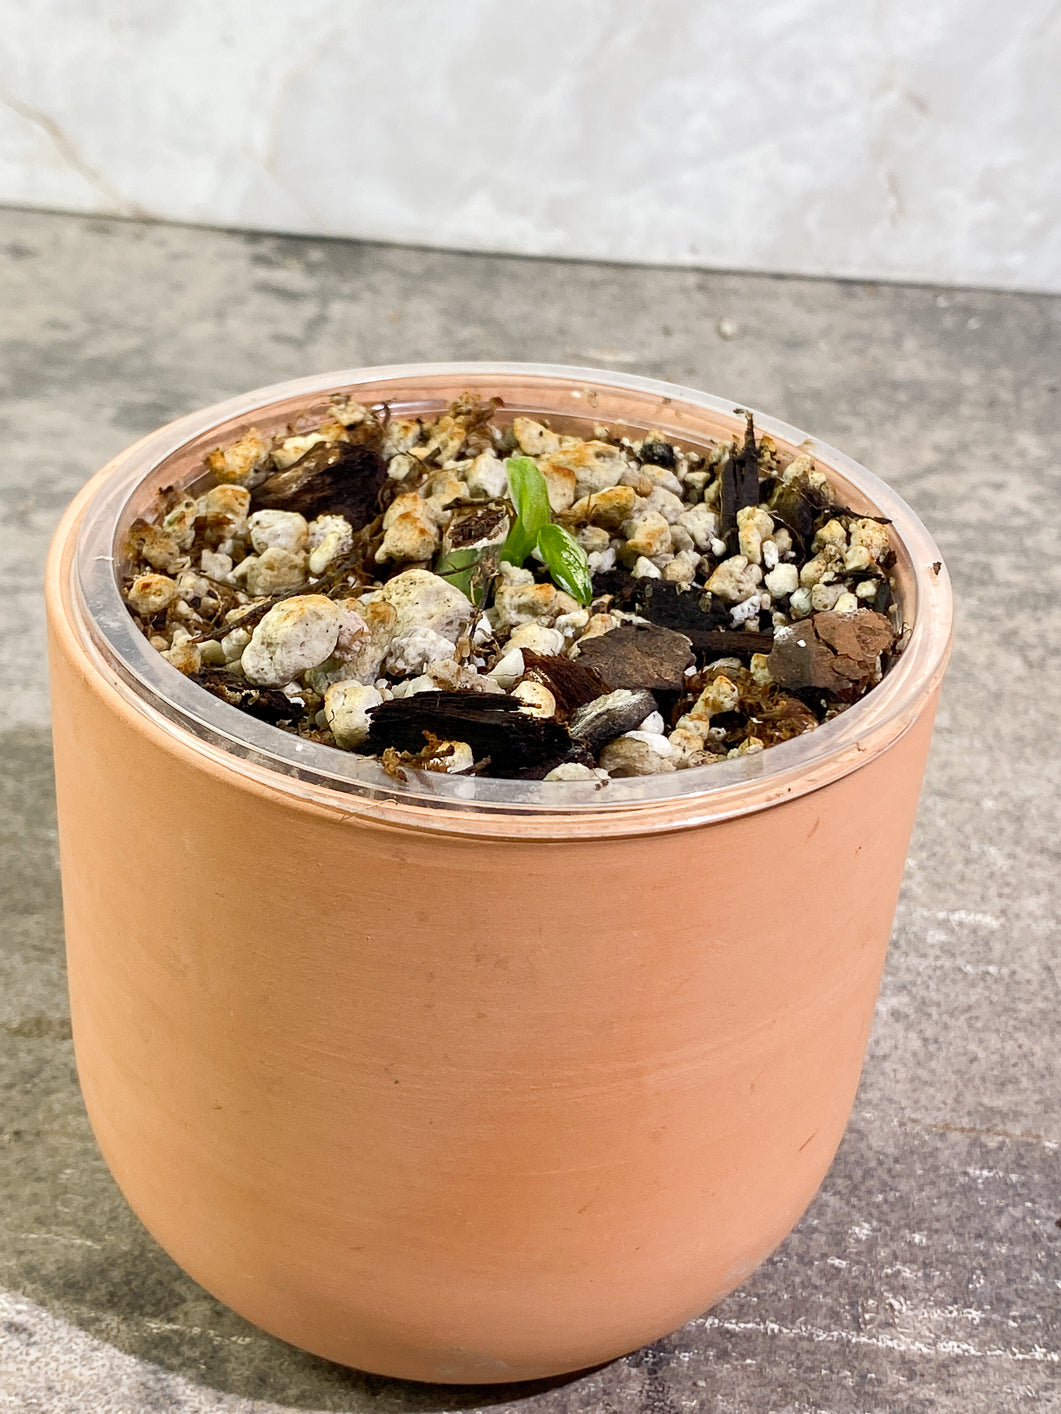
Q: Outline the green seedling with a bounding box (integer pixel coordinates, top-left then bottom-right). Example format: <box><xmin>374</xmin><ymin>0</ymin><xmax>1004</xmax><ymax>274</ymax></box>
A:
<box><xmin>433</xmin><ymin>545</ymin><xmax>485</xmax><ymax>603</ymax></box>
<box><xmin>536</xmin><ymin>522</ymin><xmax>593</xmax><ymax>606</ymax></box>
<box><xmin>499</xmin><ymin>456</ymin><xmax>551</xmax><ymax>567</ymax></box>
<box><xmin>499</xmin><ymin>457</ymin><xmax>593</xmax><ymax>606</ymax></box>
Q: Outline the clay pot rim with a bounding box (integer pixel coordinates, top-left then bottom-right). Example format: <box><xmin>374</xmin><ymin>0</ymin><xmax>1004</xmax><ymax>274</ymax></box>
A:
<box><xmin>51</xmin><ymin>362</ymin><xmax>953</xmax><ymax>840</ymax></box>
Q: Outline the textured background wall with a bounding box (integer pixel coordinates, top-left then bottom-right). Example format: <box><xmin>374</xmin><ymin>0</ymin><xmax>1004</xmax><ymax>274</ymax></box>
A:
<box><xmin>1</xmin><ymin>0</ymin><xmax>1058</xmax><ymax>292</ymax></box>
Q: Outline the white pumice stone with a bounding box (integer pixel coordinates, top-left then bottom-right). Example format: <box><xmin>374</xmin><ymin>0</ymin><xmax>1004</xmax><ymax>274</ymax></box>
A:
<box><xmin>196</xmin><ymin>483</ymin><xmax>251</xmax><ymax>523</ymax></box>
<box><xmin>162</xmin><ymin>498</ymin><xmax>199</xmax><ymax>549</ymax></box>
<box><xmin>384</xmin><ymin>628</ymin><xmax>460</xmax><ymax>677</ymax></box>
<box><xmin>377</xmin><ymin>569</ymin><xmax>472</xmax><ymax>642</ymax></box>
<box><xmin>599</xmin><ymin>736</ymin><xmax>678</xmax><ymax>777</ymax></box>
<box><xmin>812</xmin><ymin>518</ymin><xmax>848</xmax><ymax>551</ymax></box>
<box><xmin>632</xmin><ymin>556</ymin><xmax>662</xmax><ymax>579</ymax></box>
<box><xmin>271</xmin><ymin>432</ymin><xmax>326</xmax><ymax>469</ymax></box>
<box><xmin>555</xmin><ymin>609</ymin><xmax>591</xmax><ymax>641</ymax></box>
<box><xmin>465</xmin><ymin>451</ymin><xmax>509</xmax><ymax>499</ymax></box>
<box><xmin>512</xmin><ymin>416</ymin><xmax>561</xmax><ymax>456</ymax></box>
<box><xmin>324</xmin><ymin>681</ymin><xmax>383</xmax><ymax>748</ymax></box>
<box><xmin>487</xmin><ymin>648</ymin><xmax>525</xmax><ymax>689</ymax></box>
<box><xmin>587</xmin><ymin>547</ymin><xmax>618</xmax><ymax>574</ymax></box>
<box><xmin>307</xmin><ymin>514</ymin><xmax>354</xmax><ymax>576</ymax></box>
<box><xmin>512</xmin><ymin>681</ymin><xmax>558</xmax><ymax>717</ymax></box>
<box><xmin>810</xmin><ymin>582</ymin><xmax>845</xmax><ymax>611</ymax></box>
<box><xmin>789</xmin><ymin>587</ymin><xmax>814</xmax><ymax>619</ymax></box>
<box><xmin>578</xmin><ymin>524</ymin><xmax>612</xmax><ymax>553</ymax></box>
<box><xmin>200</xmin><ymin>548</ymin><xmax>233</xmax><ymax>581</ymax></box>
<box><xmin>126</xmin><ymin>573</ymin><xmax>179</xmax><ymax>616</ymax></box>
<box><xmin>221</xmin><ymin>626</ymin><xmax>252</xmax><ymax>662</ymax></box>
<box><xmin>750</xmin><ymin>653</ymin><xmax>773</xmax><ymax>686</ymax></box>
<box><xmin>689</xmin><ymin>674</ymin><xmax>740</xmax><ymax>720</ymax></box>
<box><xmin>505</xmin><ymin>623</ymin><xmax>566</xmax><ymax>656</ymax></box>
<box><xmin>376</xmin><ymin>497</ymin><xmax>441</xmax><ymax>563</ymax></box>
<box><xmin>241</xmin><ymin>595</ymin><xmax>342</xmax><ymax>686</ymax></box>
<box><xmin>381</xmin><ymin>418</ymin><xmax>423</xmax><ymax>458</ymax></box>
<box><xmin>543</xmin><ymin>762</ymin><xmax>600</xmax><ymax>781</ymax></box>
<box><xmin>677</xmin><ymin>504</ymin><xmax>720</xmax><ymax>552</ymax></box>
<box><xmin>737</xmin><ymin>506</ymin><xmax>774</xmax><ymax>564</ymax></box>
<box><xmin>707</xmin><ymin>554</ymin><xmax>762</xmax><ymax>603</ymax></box>
<box><xmin>431</xmin><ymin>741</ymin><xmax>476</xmax><ymax>773</ymax></box>
<box><xmin>764</xmin><ymin>562</ymin><xmax>799</xmax><ymax>598</ymax></box>
<box><xmin>663</xmin><ymin>550</ymin><xmax>700</xmax><ymax>584</ymax></box>
<box><xmin>730</xmin><ymin>594</ymin><xmax>762</xmax><ymax>625</ymax></box>
<box><xmin>205</xmin><ymin>427</ymin><xmax>270</xmax><ymax>485</ymax></box>
<box><xmin>622</xmin><ymin>511</ymin><xmax>673</xmax><ymax>559</ymax></box>
<box><xmin>248</xmin><ymin>509</ymin><xmax>309</xmax><ymax>554</ymax></box>
<box><xmin>161</xmin><ymin>639</ymin><xmax>201</xmax><ymax>675</ymax></box>
<box><xmin>643</xmin><ymin>487</ymin><xmax>685</xmax><ymax>524</ymax></box>
<box><xmin>390</xmin><ymin>675</ymin><xmax>437</xmax><ymax>698</ymax></box>
<box><xmin>850</xmin><ymin>518</ymin><xmax>891</xmax><ymax>561</ymax></box>
<box><xmin>844</xmin><ymin>543</ymin><xmax>875</xmax><ymax>574</ymax></box>
<box><xmin>240</xmin><ymin>547</ymin><xmax>308</xmax><ymax>596</ymax></box>
<box><xmin>621</xmin><ymin>730</ymin><xmax>673</xmax><ymax>755</ymax></box>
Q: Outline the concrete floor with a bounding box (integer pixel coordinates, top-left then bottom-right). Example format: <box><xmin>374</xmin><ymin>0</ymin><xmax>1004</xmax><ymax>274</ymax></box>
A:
<box><xmin>1</xmin><ymin>207</ymin><xmax>1058</xmax><ymax>1413</ymax></box>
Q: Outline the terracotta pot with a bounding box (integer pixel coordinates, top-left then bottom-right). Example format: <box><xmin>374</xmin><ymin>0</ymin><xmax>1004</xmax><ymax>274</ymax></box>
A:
<box><xmin>46</xmin><ymin>365</ymin><xmax>952</xmax><ymax>1383</ymax></box>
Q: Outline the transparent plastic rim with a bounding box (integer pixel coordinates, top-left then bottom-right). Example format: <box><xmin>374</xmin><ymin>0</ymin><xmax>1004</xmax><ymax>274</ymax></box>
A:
<box><xmin>68</xmin><ymin>363</ymin><xmax>953</xmax><ymax>837</ymax></box>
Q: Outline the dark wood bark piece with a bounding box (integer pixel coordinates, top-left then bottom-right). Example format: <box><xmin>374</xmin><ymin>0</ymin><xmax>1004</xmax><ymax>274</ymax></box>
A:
<box><xmin>574</xmin><ymin>624</ymin><xmax>694</xmax><ymax>691</ymax></box>
<box><xmin>719</xmin><ymin>410</ymin><xmax>761</xmax><ymax>549</ymax></box>
<box><xmin>366</xmin><ymin>691</ymin><xmax>572</xmax><ymax>778</ymax></box>
<box><xmin>520</xmin><ymin>652</ymin><xmax>608</xmax><ymax>720</ymax></box>
<box><xmin>192</xmin><ymin>671</ymin><xmax>300</xmax><ymax>723</ymax></box>
<box><xmin>767</xmin><ymin>610</ymin><xmax>895</xmax><ymax>692</ymax></box>
<box><xmin>252</xmin><ymin>442</ymin><xmax>387</xmax><ymax>530</ymax></box>
<box><xmin>633</xmin><ymin>579</ymin><xmax>734</xmax><ymax>635</ymax></box>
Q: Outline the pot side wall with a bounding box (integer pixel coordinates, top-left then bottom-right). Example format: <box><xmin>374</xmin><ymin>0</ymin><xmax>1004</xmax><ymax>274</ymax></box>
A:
<box><xmin>46</xmin><ymin>567</ymin><xmax>938</xmax><ymax>1382</ymax></box>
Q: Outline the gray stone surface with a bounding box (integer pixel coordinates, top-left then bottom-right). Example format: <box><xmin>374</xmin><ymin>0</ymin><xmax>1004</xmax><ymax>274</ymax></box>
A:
<box><xmin>1</xmin><ymin>207</ymin><xmax>1058</xmax><ymax>1413</ymax></box>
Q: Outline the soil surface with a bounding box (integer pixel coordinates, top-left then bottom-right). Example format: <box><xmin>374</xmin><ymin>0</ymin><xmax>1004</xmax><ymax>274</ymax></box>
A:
<box><xmin>121</xmin><ymin>399</ymin><xmax>900</xmax><ymax>781</ymax></box>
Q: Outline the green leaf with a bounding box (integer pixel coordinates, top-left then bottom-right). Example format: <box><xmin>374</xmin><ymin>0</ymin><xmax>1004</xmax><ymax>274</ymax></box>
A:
<box><xmin>536</xmin><ymin>523</ymin><xmax>594</xmax><ymax>606</ymax></box>
<box><xmin>500</xmin><ymin>456</ymin><xmax>550</xmax><ymax>565</ymax></box>
<box><xmin>434</xmin><ymin>546</ymin><xmax>483</xmax><ymax>604</ymax></box>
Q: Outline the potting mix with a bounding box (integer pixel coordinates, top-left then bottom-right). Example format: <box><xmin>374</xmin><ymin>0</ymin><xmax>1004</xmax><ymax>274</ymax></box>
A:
<box><xmin>120</xmin><ymin>394</ymin><xmax>901</xmax><ymax>781</ymax></box>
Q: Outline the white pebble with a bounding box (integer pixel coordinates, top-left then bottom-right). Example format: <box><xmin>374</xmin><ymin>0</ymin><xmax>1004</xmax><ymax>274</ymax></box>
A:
<box><xmin>248</xmin><ymin>509</ymin><xmax>309</xmax><ymax>554</ymax></box>
<box><xmin>127</xmin><ymin>573</ymin><xmax>178</xmax><ymax>616</ymax></box>
<box><xmin>307</xmin><ymin>514</ymin><xmax>354</xmax><ymax>576</ymax></box>
<box><xmin>621</xmin><ymin>730</ymin><xmax>673</xmax><ymax>756</ymax></box>
<box><xmin>385</xmin><ymin>627</ymin><xmax>459</xmax><ymax>677</ymax></box>
<box><xmin>543</xmin><ymin>762</ymin><xmax>600</xmax><ymax>781</ymax></box>
<box><xmin>487</xmin><ymin>647</ymin><xmax>525</xmax><ymax>689</ymax></box>
<box><xmin>505</xmin><ymin>623</ymin><xmax>566</xmax><ymax>656</ymax></box>
<box><xmin>789</xmin><ymin>587</ymin><xmax>814</xmax><ymax>619</ymax></box>
<box><xmin>241</xmin><ymin>595</ymin><xmax>342</xmax><ymax>686</ymax></box>
<box><xmin>764</xmin><ymin>562</ymin><xmax>799</xmax><ymax>598</ymax></box>
<box><xmin>512</xmin><ymin>681</ymin><xmax>557</xmax><ymax>718</ymax></box>
<box><xmin>377</xmin><ymin>569</ymin><xmax>472</xmax><ymax>642</ymax></box>
<box><xmin>324</xmin><ymin>681</ymin><xmax>383</xmax><ymax>748</ymax></box>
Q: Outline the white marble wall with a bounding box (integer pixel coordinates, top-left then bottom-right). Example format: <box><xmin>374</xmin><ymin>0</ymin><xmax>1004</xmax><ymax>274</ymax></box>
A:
<box><xmin>1</xmin><ymin>0</ymin><xmax>1057</xmax><ymax>291</ymax></box>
